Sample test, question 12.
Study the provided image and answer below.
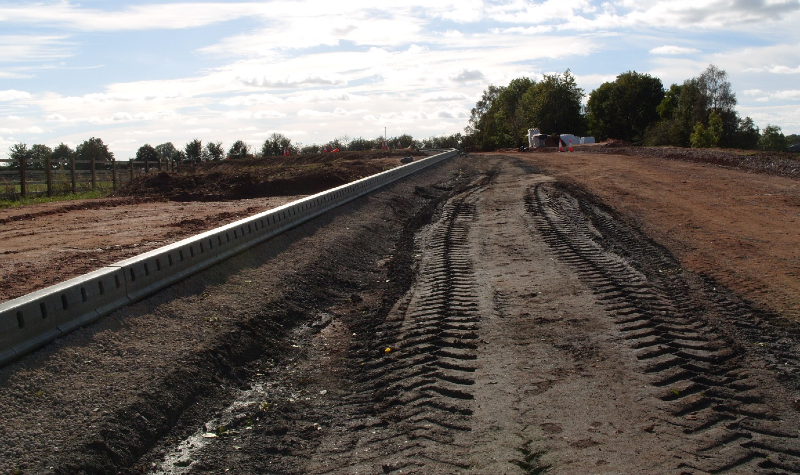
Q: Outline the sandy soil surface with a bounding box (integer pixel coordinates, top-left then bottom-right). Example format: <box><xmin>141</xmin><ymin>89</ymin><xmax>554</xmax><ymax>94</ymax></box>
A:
<box><xmin>1</xmin><ymin>151</ymin><xmax>800</xmax><ymax>474</ymax></box>
<box><xmin>514</xmin><ymin>149</ymin><xmax>800</xmax><ymax>322</ymax></box>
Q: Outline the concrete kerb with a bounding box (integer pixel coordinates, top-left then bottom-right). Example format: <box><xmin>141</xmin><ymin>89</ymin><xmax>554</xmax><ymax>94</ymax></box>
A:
<box><xmin>0</xmin><ymin>150</ymin><xmax>457</xmax><ymax>365</ymax></box>
<box><xmin>0</xmin><ymin>266</ymin><xmax>130</xmax><ymax>366</ymax></box>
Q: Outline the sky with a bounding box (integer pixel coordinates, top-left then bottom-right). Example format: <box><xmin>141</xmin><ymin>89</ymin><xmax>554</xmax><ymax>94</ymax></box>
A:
<box><xmin>1</xmin><ymin>0</ymin><xmax>799</xmax><ymax>158</ymax></box>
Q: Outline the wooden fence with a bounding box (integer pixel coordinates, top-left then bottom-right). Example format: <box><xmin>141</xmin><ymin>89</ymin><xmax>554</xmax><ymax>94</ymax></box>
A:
<box><xmin>0</xmin><ymin>156</ymin><xmax>179</xmax><ymax>200</ymax></box>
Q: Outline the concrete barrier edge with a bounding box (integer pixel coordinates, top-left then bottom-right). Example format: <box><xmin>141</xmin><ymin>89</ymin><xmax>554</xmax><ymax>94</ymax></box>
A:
<box><xmin>0</xmin><ymin>150</ymin><xmax>456</xmax><ymax>365</ymax></box>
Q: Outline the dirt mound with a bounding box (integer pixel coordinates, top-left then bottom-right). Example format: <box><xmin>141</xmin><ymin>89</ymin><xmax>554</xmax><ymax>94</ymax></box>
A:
<box><xmin>601</xmin><ymin>138</ymin><xmax>632</xmax><ymax>147</ymax></box>
<box><xmin>116</xmin><ymin>151</ymin><xmax>427</xmax><ymax>201</ymax></box>
<box><xmin>577</xmin><ymin>144</ymin><xmax>800</xmax><ymax>179</ymax></box>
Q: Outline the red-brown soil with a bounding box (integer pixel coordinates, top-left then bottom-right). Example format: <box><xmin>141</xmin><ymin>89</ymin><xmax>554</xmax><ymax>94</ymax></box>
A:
<box><xmin>0</xmin><ymin>151</ymin><xmax>422</xmax><ymax>302</ymax></box>
<box><xmin>512</xmin><ymin>147</ymin><xmax>800</xmax><ymax>322</ymax></box>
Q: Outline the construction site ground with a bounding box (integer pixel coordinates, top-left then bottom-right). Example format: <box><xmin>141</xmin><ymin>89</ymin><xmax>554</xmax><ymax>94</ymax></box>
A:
<box><xmin>1</xmin><ymin>147</ymin><xmax>799</xmax><ymax>474</ymax></box>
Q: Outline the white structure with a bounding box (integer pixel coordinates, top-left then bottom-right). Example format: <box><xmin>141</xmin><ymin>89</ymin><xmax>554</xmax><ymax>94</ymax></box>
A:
<box><xmin>528</xmin><ymin>128</ymin><xmax>547</xmax><ymax>148</ymax></box>
<box><xmin>560</xmin><ymin>134</ymin><xmax>579</xmax><ymax>147</ymax></box>
<box><xmin>529</xmin><ymin>128</ymin><xmax>595</xmax><ymax>147</ymax></box>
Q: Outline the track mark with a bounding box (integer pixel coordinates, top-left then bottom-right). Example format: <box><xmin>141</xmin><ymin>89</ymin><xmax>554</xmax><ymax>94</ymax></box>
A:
<box><xmin>527</xmin><ymin>182</ymin><xmax>800</xmax><ymax>474</ymax></box>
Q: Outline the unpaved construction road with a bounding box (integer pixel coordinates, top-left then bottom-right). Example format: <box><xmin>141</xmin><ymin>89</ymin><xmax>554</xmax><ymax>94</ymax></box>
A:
<box><xmin>1</xmin><ymin>152</ymin><xmax>800</xmax><ymax>474</ymax></box>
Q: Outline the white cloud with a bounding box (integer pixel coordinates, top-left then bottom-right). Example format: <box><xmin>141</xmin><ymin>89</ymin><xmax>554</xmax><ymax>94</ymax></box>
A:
<box><xmin>285</xmin><ymin>91</ymin><xmax>370</xmax><ymax>103</ymax></box>
<box><xmin>0</xmin><ymin>35</ymin><xmax>72</xmax><ymax>62</ymax></box>
<box><xmin>224</xmin><ymin>111</ymin><xmax>252</xmax><ymax>119</ymax></box>
<box><xmin>746</xmin><ymin>65</ymin><xmax>800</xmax><ymax>74</ymax></box>
<box><xmin>24</xmin><ymin>126</ymin><xmax>43</xmax><ymax>133</ymax></box>
<box><xmin>0</xmin><ymin>71</ymin><xmax>33</xmax><ymax>79</ymax></box>
<box><xmin>220</xmin><ymin>94</ymin><xmax>283</xmax><ymax>106</ymax></box>
<box><xmin>418</xmin><ymin>92</ymin><xmax>472</xmax><ymax>102</ymax></box>
<box><xmin>748</xmin><ymin>89</ymin><xmax>800</xmax><ymax>102</ymax></box>
<box><xmin>435</xmin><ymin>109</ymin><xmax>469</xmax><ymax>119</ymax></box>
<box><xmin>113</xmin><ymin>112</ymin><xmax>133</xmax><ymax>121</ymax></box>
<box><xmin>3</xmin><ymin>0</ymin><xmax>800</xmax><ymax>153</ymax></box>
<box><xmin>0</xmin><ymin>90</ymin><xmax>32</xmax><ymax>101</ymax></box>
<box><xmin>254</xmin><ymin>110</ymin><xmax>286</xmax><ymax>119</ymax></box>
<box><xmin>450</xmin><ymin>69</ymin><xmax>485</xmax><ymax>83</ymax></box>
<box><xmin>0</xmin><ymin>3</ymin><xmax>267</xmax><ymax>32</ymax></box>
<box><xmin>0</xmin><ymin>136</ymin><xmax>18</xmax><ymax>152</ymax></box>
<box><xmin>238</xmin><ymin>73</ymin><xmax>347</xmax><ymax>88</ymax></box>
<box><xmin>650</xmin><ymin>45</ymin><xmax>701</xmax><ymax>55</ymax></box>
<box><xmin>297</xmin><ymin>107</ymin><xmax>365</xmax><ymax>118</ymax></box>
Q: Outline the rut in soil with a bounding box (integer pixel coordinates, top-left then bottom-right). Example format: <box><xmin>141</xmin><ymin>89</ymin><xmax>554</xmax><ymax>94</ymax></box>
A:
<box><xmin>527</xmin><ymin>182</ymin><xmax>800</xmax><ymax>474</ymax></box>
<box><xmin>309</xmin><ymin>187</ymin><xmax>484</xmax><ymax>473</ymax></box>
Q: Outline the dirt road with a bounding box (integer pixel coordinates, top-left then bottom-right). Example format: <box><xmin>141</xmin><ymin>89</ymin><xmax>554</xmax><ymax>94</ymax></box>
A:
<box><xmin>1</xmin><ymin>153</ymin><xmax>800</xmax><ymax>474</ymax></box>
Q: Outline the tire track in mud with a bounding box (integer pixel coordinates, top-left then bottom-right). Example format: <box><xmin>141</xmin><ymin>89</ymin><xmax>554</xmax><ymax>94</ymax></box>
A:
<box><xmin>526</xmin><ymin>182</ymin><xmax>800</xmax><ymax>474</ymax></box>
<box><xmin>308</xmin><ymin>187</ymin><xmax>484</xmax><ymax>474</ymax></box>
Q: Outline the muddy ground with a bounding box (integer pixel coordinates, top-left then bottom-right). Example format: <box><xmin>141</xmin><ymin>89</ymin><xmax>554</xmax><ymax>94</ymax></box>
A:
<box><xmin>1</xmin><ymin>149</ymin><xmax>799</xmax><ymax>474</ymax></box>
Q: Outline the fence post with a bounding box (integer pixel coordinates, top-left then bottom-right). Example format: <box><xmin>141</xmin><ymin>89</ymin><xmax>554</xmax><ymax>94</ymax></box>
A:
<box><xmin>20</xmin><ymin>153</ymin><xmax>26</xmax><ymax>198</ymax></box>
<box><xmin>46</xmin><ymin>155</ymin><xmax>52</xmax><ymax>197</ymax></box>
<box><xmin>91</xmin><ymin>156</ymin><xmax>96</xmax><ymax>191</ymax></box>
<box><xmin>130</xmin><ymin>159</ymin><xmax>134</xmax><ymax>181</ymax></box>
<box><xmin>145</xmin><ymin>158</ymin><xmax>149</xmax><ymax>174</ymax></box>
<box><xmin>70</xmin><ymin>155</ymin><xmax>76</xmax><ymax>194</ymax></box>
<box><xmin>112</xmin><ymin>159</ymin><xmax>117</xmax><ymax>190</ymax></box>
<box><xmin>158</xmin><ymin>158</ymin><xmax>163</xmax><ymax>171</ymax></box>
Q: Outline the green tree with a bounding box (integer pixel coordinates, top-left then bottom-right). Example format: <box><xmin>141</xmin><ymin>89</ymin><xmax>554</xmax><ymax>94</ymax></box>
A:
<box><xmin>491</xmin><ymin>77</ymin><xmax>536</xmax><ymax>147</ymax></box>
<box><xmin>646</xmin><ymin>65</ymin><xmax>746</xmax><ymax>148</ymax></box>
<box><xmin>731</xmin><ymin>117</ymin><xmax>760</xmax><ymax>150</ymax></box>
<box><xmin>29</xmin><ymin>144</ymin><xmax>53</xmax><ymax>170</ymax></box>
<box><xmin>155</xmin><ymin>142</ymin><xmax>179</xmax><ymax>163</ymax></box>
<box><xmin>300</xmin><ymin>144</ymin><xmax>321</xmax><ymax>154</ymax></box>
<box><xmin>698</xmin><ymin>65</ymin><xmax>740</xmax><ymax>147</ymax></box>
<box><xmin>465</xmin><ymin>84</ymin><xmax>503</xmax><ymax>150</ymax></box>
<box><xmin>520</xmin><ymin>70</ymin><xmax>585</xmax><ymax>138</ymax></box>
<box><xmin>759</xmin><ymin>125</ymin><xmax>788</xmax><ymax>151</ymax></box>
<box><xmin>204</xmin><ymin>141</ymin><xmax>225</xmax><ymax>161</ymax></box>
<box><xmin>136</xmin><ymin>144</ymin><xmax>160</xmax><ymax>165</ymax></box>
<box><xmin>76</xmin><ymin>137</ymin><xmax>114</xmax><ymax>170</ymax></box>
<box><xmin>228</xmin><ymin>140</ymin><xmax>250</xmax><ymax>159</ymax></box>
<box><xmin>656</xmin><ymin>83</ymin><xmax>682</xmax><ymax>120</ymax></box>
<box><xmin>260</xmin><ymin>133</ymin><xmax>291</xmax><ymax>156</ymax></box>
<box><xmin>7</xmin><ymin>143</ymin><xmax>28</xmax><ymax>170</ymax></box>
<box><xmin>51</xmin><ymin>143</ymin><xmax>74</xmax><ymax>169</ymax></box>
<box><xmin>645</xmin><ymin>78</ymin><xmax>706</xmax><ymax>147</ymax></box>
<box><xmin>185</xmin><ymin>139</ymin><xmax>202</xmax><ymax>163</ymax></box>
<box><xmin>690</xmin><ymin>111</ymin><xmax>723</xmax><ymax>148</ymax></box>
<box><xmin>395</xmin><ymin>133</ymin><xmax>416</xmax><ymax>149</ymax></box>
<box><xmin>423</xmin><ymin>133</ymin><xmax>462</xmax><ymax>149</ymax></box>
<box><xmin>698</xmin><ymin>64</ymin><xmax>737</xmax><ymax>115</ymax></box>
<box><xmin>347</xmin><ymin>137</ymin><xmax>372</xmax><ymax>151</ymax></box>
<box><xmin>587</xmin><ymin>71</ymin><xmax>664</xmax><ymax>144</ymax></box>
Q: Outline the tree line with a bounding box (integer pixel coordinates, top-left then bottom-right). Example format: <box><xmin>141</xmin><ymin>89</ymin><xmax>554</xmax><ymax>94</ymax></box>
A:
<box><xmin>466</xmin><ymin>65</ymin><xmax>797</xmax><ymax>152</ymax></box>
<box><xmin>4</xmin><ymin>131</ymin><xmax>468</xmax><ymax>170</ymax></box>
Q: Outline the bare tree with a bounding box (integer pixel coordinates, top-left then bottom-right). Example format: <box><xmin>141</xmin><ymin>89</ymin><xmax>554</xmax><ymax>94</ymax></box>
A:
<box><xmin>698</xmin><ymin>64</ymin><xmax>736</xmax><ymax>113</ymax></box>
